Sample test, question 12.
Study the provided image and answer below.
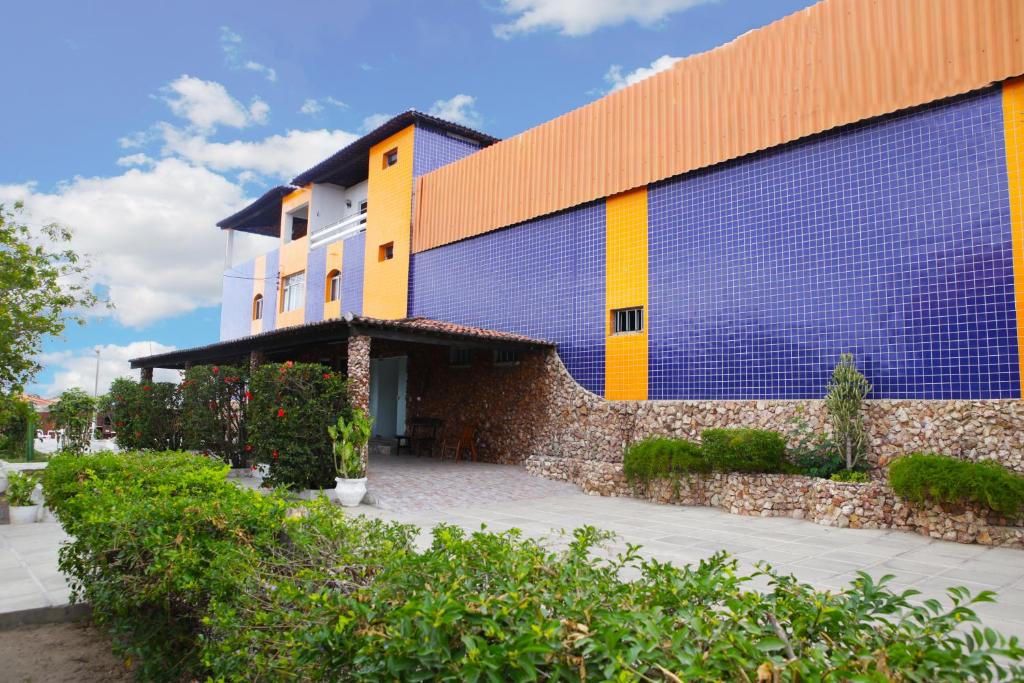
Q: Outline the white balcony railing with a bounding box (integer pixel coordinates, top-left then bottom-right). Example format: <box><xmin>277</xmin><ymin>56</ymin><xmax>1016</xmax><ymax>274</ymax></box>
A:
<box><xmin>309</xmin><ymin>211</ymin><xmax>367</xmax><ymax>250</ymax></box>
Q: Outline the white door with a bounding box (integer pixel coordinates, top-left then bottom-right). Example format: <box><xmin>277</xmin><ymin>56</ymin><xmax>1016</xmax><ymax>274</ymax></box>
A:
<box><xmin>369</xmin><ymin>356</ymin><xmax>407</xmax><ymax>438</ymax></box>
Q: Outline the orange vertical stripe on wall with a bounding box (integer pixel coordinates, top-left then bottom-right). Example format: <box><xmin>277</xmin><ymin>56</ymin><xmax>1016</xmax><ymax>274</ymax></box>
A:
<box><xmin>605</xmin><ymin>188</ymin><xmax>648</xmax><ymax>401</ymax></box>
<box><xmin>1003</xmin><ymin>77</ymin><xmax>1024</xmax><ymax>398</ymax></box>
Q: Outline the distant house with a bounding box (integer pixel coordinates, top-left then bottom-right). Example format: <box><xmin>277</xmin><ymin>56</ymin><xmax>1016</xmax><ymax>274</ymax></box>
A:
<box><xmin>21</xmin><ymin>395</ymin><xmax>56</xmax><ymax>433</ymax></box>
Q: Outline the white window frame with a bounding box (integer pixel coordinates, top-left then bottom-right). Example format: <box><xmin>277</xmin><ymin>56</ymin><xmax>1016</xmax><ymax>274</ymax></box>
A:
<box><xmin>281</xmin><ymin>271</ymin><xmax>306</xmax><ymax>312</ymax></box>
<box><xmin>327</xmin><ymin>270</ymin><xmax>341</xmax><ymax>302</ymax></box>
<box><xmin>612</xmin><ymin>307</ymin><xmax>644</xmax><ymax>335</ymax></box>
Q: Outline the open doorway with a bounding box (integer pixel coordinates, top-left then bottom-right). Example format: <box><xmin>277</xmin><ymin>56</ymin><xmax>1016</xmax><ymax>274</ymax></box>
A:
<box><xmin>369</xmin><ymin>356</ymin><xmax>407</xmax><ymax>439</ymax></box>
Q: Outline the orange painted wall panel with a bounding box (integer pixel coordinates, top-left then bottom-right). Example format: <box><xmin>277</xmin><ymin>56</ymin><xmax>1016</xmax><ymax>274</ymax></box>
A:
<box><xmin>605</xmin><ymin>189</ymin><xmax>648</xmax><ymax>401</ymax></box>
<box><xmin>1003</xmin><ymin>77</ymin><xmax>1024</xmax><ymax>397</ymax></box>
<box><xmin>414</xmin><ymin>0</ymin><xmax>1024</xmax><ymax>253</ymax></box>
<box><xmin>363</xmin><ymin>125</ymin><xmax>415</xmax><ymax>319</ymax></box>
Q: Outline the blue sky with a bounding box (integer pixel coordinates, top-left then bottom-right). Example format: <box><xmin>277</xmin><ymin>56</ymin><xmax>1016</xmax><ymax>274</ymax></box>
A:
<box><xmin>0</xmin><ymin>0</ymin><xmax>814</xmax><ymax>396</ymax></box>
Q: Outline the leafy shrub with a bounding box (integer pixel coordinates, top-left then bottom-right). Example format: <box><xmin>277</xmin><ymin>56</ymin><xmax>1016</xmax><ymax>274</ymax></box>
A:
<box><xmin>51</xmin><ymin>387</ymin><xmax>95</xmax><ymax>453</ymax></box>
<box><xmin>179</xmin><ymin>364</ymin><xmax>248</xmax><ymax>466</ymax></box>
<box><xmin>830</xmin><ymin>470</ymin><xmax>870</xmax><ymax>483</ymax></box>
<box><xmin>825</xmin><ymin>353</ymin><xmax>872</xmax><ymax>471</ymax></box>
<box><xmin>5</xmin><ymin>470</ymin><xmax>36</xmax><ymax>506</ymax></box>
<box><xmin>623</xmin><ymin>436</ymin><xmax>707</xmax><ymax>485</ymax></box>
<box><xmin>889</xmin><ymin>454</ymin><xmax>1024</xmax><ymax>518</ymax></box>
<box><xmin>45</xmin><ymin>451</ymin><xmax>1024</xmax><ymax>682</ymax></box>
<box><xmin>783</xmin><ymin>411</ymin><xmax>844</xmax><ymax>478</ymax></box>
<box><xmin>248</xmin><ymin>362</ymin><xmax>351</xmax><ymax>490</ymax></box>
<box><xmin>104</xmin><ymin>378</ymin><xmax>181</xmax><ymax>451</ymax></box>
<box><xmin>0</xmin><ymin>393</ymin><xmax>32</xmax><ymax>458</ymax></box>
<box><xmin>701</xmin><ymin>428</ymin><xmax>787</xmax><ymax>473</ymax></box>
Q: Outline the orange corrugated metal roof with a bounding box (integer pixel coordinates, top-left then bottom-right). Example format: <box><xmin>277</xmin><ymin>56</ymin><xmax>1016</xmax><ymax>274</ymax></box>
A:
<box><xmin>413</xmin><ymin>0</ymin><xmax>1024</xmax><ymax>253</ymax></box>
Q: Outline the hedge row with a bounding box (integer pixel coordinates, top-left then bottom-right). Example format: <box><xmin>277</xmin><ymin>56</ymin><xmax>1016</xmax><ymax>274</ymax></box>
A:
<box><xmin>104</xmin><ymin>362</ymin><xmax>351</xmax><ymax>488</ymax></box>
<box><xmin>44</xmin><ymin>451</ymin><xmax>1023</xmax><ymax>682</ymax></box>
<box><xmin>889</xmin><ymin>454</ymin><xmax>1024</xmax><ymax>519</ymax></box>
<box><xmin>624</xmin><ymin>428</ymin><xmax>788</xmax><ymax>486</ymax></box>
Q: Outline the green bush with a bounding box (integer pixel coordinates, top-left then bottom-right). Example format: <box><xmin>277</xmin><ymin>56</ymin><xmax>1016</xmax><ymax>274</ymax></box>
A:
<box><xmin>889</xmin><ymin>454</ymin><xmax>1024</xmax><ymax>519</ymax></box>
<box><xmin>701</xmin><ymin>428</ymin><xmax>787</xmax><ymax>473</ymax></box>
<box><xmin>0</xmin><ymin>393</ymin><xmax>33</xmax><ymax>458</ymax></box>
<box><xmin>104</xmin><ymin>378</ymin><xmax>181</xmax><ymax>451</ymax></box>
<box><xmin>51</xmin><ymin>387</ymin><xmax>96</xmax><ymax>453</ymax></box>
<box><xmin>248</xmin><ymin>362</ymin><xmax>351</xmax><ymax>490</ymax></box>
<box><xmin>179</xmin><ymin>364</ymin><xmax>248</xmax><ymax>466</ymax></box>
<box><xmin>830</xmin><ymin>470</ymin><xmax>870</xmax><ymax>483</ymax></box>
<box><xmin>623</xmin><ymin>436</ymin><xmax>707</xmax><ymax>485</ymax></box>
<box><xmin>44</xmin><ymin>451</ymin><xmax>1024</xmax><ymax>682</ymax></box>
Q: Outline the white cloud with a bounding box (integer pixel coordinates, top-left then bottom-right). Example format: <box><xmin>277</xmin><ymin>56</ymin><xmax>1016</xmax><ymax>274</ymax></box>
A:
<box><xmin>35</xmin><ymin>341</ymin><xmax>179</xmax><ymax>397</ymax></box>
<box><xmin>244</xmin><ymin>61</ymin><xmax>277</xmax><ymax>83</ymax></box>
<box><xmin>159</xmin><ymin>125</ymin><xmax>358</xmax><ymax>179</ymax></box>
<box><xmin>604</xmin><ymin>54</ymin><xmax>680</xmax><ymax>92</ymax></box>
<box><xmin>0</xmin><ymin>159</ymin><xmax>262</xmax><ymax>328</ymax></box>
<box><xmin>427</xmin><ymin>94</ymin><xmax>482</xmax><ymax>127</ymax></box>
<box><xmin>300</xmin><ymin>99</ymin><xmax>323</xmax><ymax>115</ymax></box>
<box><xmin>300</xmin><ymin>96</ymin><xmax>347</xmax><ymax>116</ymax></box>
<box><xmin>493</xmin><ymin>0</ymin><xmax>714</xmax><ymax>37</ymax></box>
<box><xmin>360</xmin><ymin>113</ymin><xmax>393</xmax><ymax>132</ymax></box>
<box><xmin>220</xmin><ymin>26</ymin><xmax>277</xmax><ymax>82</ymax></box>
<box><xmin>115</xmin><ymin>153</ymin><xmax>155</xmax><ymax>167</ymax></box>
<box><xmin>161</xmin><ymin>75</ymin><xmax>269</xmax><ymax>132</ymax></box>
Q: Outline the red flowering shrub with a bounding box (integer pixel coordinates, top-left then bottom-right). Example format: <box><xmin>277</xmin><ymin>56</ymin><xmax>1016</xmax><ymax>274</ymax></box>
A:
<box><xmin>247</xmin><ymin>362</ymin><xmax>350</xmax><ymax>490</ymax></box>
<box><xmin>179</xmin><ymin>364</ymin><xmax>249</xmax><ymax>466</ymax></box>
<box><xmin>105</xmin><ymin>377</ymin><xmax>181</xmax><ymax>450</ymax></box>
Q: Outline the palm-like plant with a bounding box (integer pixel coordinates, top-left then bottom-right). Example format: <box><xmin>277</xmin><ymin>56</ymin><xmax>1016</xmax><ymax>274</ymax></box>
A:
<box><xmin>327</xmin><ymin>409</ymin><xmax>372</xmax><ymax>479</ymax></box>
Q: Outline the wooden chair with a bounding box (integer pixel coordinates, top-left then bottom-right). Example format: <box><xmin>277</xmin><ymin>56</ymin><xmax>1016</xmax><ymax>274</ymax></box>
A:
<box><xmin>441</xmin><ymin>424</ymin><xmax>478</xmax><ymax>462</ymax></box>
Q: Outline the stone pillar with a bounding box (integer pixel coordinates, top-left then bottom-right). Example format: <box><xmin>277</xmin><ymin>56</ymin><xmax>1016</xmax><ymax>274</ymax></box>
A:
<box><xmin>347</xmin><ymin>335</ymin><xmax>372</xmax><ymax>471</ymax></box>
<box><xmin>249</xmin><ymin>349</ymin><xmax>265</xmax><ymax>374</ymax></box>
<box><xmin>346</xmin><ymin>336</ymin><xmax>371</xmax><ymax>414</ymax></box>
<box><xmin>140</xmin><ymin>367</ymin><xmax>153</xmax><ymax>383</ymax></box>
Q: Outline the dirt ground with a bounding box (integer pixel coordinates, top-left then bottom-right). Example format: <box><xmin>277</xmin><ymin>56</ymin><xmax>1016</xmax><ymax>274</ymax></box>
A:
<box><xmin>0</xmin><ymin>621</ymin><xmax>132</xmax><ymax>683</ymax></box>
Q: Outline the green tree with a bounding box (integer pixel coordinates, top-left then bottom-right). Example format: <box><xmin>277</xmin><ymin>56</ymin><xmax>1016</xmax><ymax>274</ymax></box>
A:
<box><xmin>0</xmin><ymin>202</ymin><xmax>102</xmax><ymax>394</ymax></box>
<box><xmin>824</xmin><ymin>353</ymin><xmax>872</xmax><ymax>471</ymax></box>
<box><xmin>51</xmin><ymin>388</ymin><xmax>96</xmax><ymax>454</ymax></box>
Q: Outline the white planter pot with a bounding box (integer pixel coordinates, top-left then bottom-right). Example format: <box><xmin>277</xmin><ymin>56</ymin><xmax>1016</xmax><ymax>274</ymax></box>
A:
<box><xmin>334</xmin><ymin>477</ymin><xmax>367</xmax><ymax>507</ymax></box>
<box><xmin>252</xmin><ymin>463</ymin><xmax>270</xmax><ymax>486</ymax></box>
<box><xmin>9</xmin><ymin>504</ymin><xmax>40</xmax><ymax>524</ymax></box>
<box><xmin>30</xmin><ymin>483</ymin><xmax>45</xmax><ymax>506</ymax></box>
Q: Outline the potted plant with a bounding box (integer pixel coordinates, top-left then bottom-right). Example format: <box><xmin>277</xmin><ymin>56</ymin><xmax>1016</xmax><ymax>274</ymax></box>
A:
<box><xmin>6</xmin><ymin>472</ymin><xmax>39</xmax><ymax>524</ymax></box>
<box><xmin>328</xmin><ymin>409</ymin><xmax>372</xmax><ymax>507</ymax></box>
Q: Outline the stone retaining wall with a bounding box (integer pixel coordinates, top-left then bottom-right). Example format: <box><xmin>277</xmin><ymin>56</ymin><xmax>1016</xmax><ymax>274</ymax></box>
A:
<box><xmin>565</xmin><ymin>467</ymin><xmax>1024</xmax><ymax>548</ymax></box>
<box><xmin>378</xmin><ymin>343</ymin><xmax>1023</xmax><ymax>546</ymax></box>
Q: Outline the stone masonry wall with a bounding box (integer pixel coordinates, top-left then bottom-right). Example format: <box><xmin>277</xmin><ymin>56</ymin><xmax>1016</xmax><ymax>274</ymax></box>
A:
<box><xmin>385</xmin><ymin>346</ymin><xmax>1023</xmax><ymax>546</ymax></box>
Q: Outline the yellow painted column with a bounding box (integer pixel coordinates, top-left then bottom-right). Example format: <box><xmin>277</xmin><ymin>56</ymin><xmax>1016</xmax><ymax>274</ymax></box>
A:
<box><xmin>250</xmin><ymin>254</ymin><xmax>266</xmax><ymax>335</ymax></box>
<box><xmin>1004</xmin><ymin>77</ymin><xmax>1024</xmax><ymax>398</ymax></box>
<box><xmin>277</xmin><ymin>186</ymin><xmax>311</xmax><ymax>329</ymax></box>
<box><xmin>324</xmin><ymin>241</ymin><xmax>344</xmax><ymax>320</ymax></box>
<box><xmin>605</xmin><ymin>188</ymin><xmax>648</xmax><ymax>400</ymax></box>
<box><xmin>363</xmin><ymin>125</ymin><xmax>415</xmax><ymax>319</ymax></box>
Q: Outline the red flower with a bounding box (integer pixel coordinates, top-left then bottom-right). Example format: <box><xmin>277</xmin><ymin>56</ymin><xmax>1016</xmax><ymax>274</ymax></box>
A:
<box><xmin>285</xmin><ymin>361</ymin><xmax>294</xmax><ymax>368</ymax></box>
<box><xmin>244</xmin><ymin>444</ymin><xmax>252</xmax><ymax>452</ymax></box>
<box><xmin>277</xmin><ymin>408</ymin><xmax>286</xmax><ymax>418</ymax></box>
<box><xmin>272</xmin><ymin>450</ymin><xmax>279</xmax><ymax>459</ymax></box>
<box><xmin>143</xmin><ymin>385</ymin><xmax>151</xmax><ymax>392</ymax></box>
<box><xmin>245</xmin><ymin>391</ymin><xmax>253</xmax><ymax>401</ymax></box>
<box><xmin>323</xmin><ymin>372</ymin><xmax>331</xmax><ymax>379</ymax></box>
<box><xmin>212</xmin><ymin>366</ymin><xmax>219</xmax><ymax>374</ymax></box>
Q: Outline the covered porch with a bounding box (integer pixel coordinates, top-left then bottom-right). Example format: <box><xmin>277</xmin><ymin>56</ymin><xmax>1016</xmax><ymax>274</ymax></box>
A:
<box><xmin>130</xmin><ymin>314</ymin><xmax>557</xmax><ymax>481</ymax></box>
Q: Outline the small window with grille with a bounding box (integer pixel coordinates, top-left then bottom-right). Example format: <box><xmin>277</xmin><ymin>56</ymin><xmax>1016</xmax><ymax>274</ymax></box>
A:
<box><xmin>612</xmin><ymin>307</ymin><xmax>644</xmax><ymax>334</ymax></box>
<box><xmin>493</xmin><ymin>349</ymin><xmax>519</xmax><ymax>366</ymax></box>
<box><xmin>449</xmin><ymin>347</ymin><xmax>472</xmax><ymax>367</ymax></box>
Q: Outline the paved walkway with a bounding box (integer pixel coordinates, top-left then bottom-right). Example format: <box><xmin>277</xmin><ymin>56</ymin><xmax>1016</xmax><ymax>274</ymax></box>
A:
<box><xmin>366</xmin><ymin>455</ymin><xmax>579</xmax><ymax>512</ymax></box>
<box><xmin>3</xmin><ymin>460</ymin><xmax>1023</xmax><ymax>643</ymax></box>
<box><xmin>0</xmin><ymin>521</ymin><xmax>71</xmax><ymax>614</ymax></box>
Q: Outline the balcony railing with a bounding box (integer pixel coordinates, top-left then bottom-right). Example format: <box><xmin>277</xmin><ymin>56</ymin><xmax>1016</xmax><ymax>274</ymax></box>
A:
<box><xmin>309</xmin><ymin>211</ymin><xmax>367</xmax><ymax>250</ymax></box>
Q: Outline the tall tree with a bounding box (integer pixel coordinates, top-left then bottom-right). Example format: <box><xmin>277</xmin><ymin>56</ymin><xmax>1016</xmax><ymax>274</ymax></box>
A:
<box><xmin>0</xmin><ymin>202</ymin><xmax>103</xmax><ymax>393</ymax></box>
